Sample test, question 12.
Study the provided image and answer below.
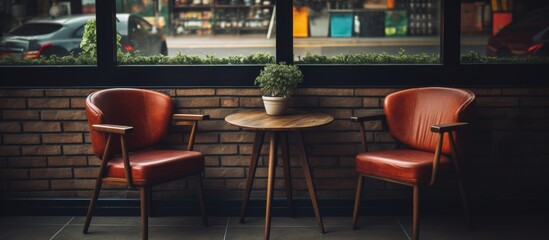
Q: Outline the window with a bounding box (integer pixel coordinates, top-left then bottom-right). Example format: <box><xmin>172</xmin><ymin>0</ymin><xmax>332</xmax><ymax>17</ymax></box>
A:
<box><xmin>460</xmin><ymin>0</ymin><xmax>549</xmax><ymax>63</ymax></box>
<box><xmin>0</xmin><ymin>0</ymin><xmax>96</xmax><ymax>65</ymax></box>
<box><xmin>294</xmin><ymin>0</ymin><xmax>442</xmax><ymax>64</ymax></box>
<box><xmin>0</xmin><ymin>0</ymin><xmax>547</xmax><ymax>86</ymax></box>
<box><xmin>115</xmin><ymin>0</ymin><xmax>276</xmax><ymax>64</ymax></box>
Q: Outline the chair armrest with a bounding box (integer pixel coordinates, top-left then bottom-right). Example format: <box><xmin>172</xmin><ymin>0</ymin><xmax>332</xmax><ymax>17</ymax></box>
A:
<box><xmin>173</xmin><ymin>114</ymin><xmax>210</xmax><ymax>121</ymax></box>
<box><xmin>350</xmin><ymin>114</ymin><xmax>386</xmax><ymax>122</ymax></box>
<box><xmin>431</xmin><ymin>122</ymin><xmax>468</xmax><ymax>133</ymax></box>
<box><xmin>92</xmin><ymin>124</ymin><xmax>133</xmax><ymax>135</ymax></box>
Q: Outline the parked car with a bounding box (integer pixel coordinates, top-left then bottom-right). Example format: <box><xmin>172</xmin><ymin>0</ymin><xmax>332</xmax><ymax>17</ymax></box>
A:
<box><xmin>0</xmin><ymin>14</ymin><xmax>167</xmax><ymax>59</ymax></box>
<box><xmin>487</xmin><ymin>8</ymin><xmax>549</xmax><ymax>57</ymax></box>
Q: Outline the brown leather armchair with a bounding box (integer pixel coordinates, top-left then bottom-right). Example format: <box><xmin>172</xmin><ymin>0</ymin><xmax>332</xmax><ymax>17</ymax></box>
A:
<box><xmin>83</xmin><ymin>88</ymin><xmax>208</xmax><ymax>240</ymax></box>
<box><xmin>351</xmin><ymin>87</ymin><xmax>475</xmax><ymax>240</ymax></box>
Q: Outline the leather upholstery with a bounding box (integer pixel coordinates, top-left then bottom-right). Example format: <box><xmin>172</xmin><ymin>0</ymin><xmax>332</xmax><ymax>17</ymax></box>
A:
<box><xmin>355</xmin><ymin>87</ymin><xmax>475</xmax><ymax>185</ymax></box>
<box><xmin>356</xmin><ymin>149</ymin><xmax>452</xmax><ymax>184</ymax></box>
<box><xmin>106</xmin><ymin>150</ymin><xmax>204</xmax><ymax>185</ymax></box>
<box><xmin>86</xmin><ymin>88</ymin><xmax>173</xmax><ymax>157</ymax></box>
<box><xmin>384</xmin><ymin>87</ymin><xmax>475</xmax><ymax>155</ymax></box>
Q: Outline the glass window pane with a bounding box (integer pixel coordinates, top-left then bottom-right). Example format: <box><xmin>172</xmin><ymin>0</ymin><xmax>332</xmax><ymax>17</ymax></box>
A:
<box><xmin>294</xmin><ymin>0</ymin><xmax>441</xmax><ymax>64</ymax></box>
<box><xmin>116</xmin><ymin>0</ymin><xmax>275</xmax><ymax>65</ymax></box>
<box><xmin>0</xmin><ymin>0</ymin><xmax>96</xmax><ymax>65</ymax></box>
<box><xmin>460</xmin><ymin>0</ymin><xmax>549</xmax><ymax>63</ymax></box>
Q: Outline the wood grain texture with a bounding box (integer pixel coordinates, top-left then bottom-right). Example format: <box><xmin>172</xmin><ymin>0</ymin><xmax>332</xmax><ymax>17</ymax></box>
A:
<box><xmin>225</xmin><ymin>111</ymin><xmax>333</xmax><ymax>131</ymax></box>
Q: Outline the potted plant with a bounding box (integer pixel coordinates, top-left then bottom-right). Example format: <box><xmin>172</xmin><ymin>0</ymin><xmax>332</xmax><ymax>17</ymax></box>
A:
<box><xmin>255</xmin><ymin>62</ymin><xmax>304</xmax><ymax>115</ymax></box>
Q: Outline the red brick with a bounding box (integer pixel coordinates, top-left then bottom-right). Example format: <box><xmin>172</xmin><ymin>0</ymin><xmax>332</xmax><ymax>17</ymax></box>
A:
<box><xmin>521</xmin><ymin>97</ymin><xmax>549</xmax><ymax>107</ymax></box>
<box><xmin>176</xmin><ymin>89</ymin><xmax>215</xmax><ymax>96</ymax></box>
<box><xmin>200</xmin><ymin>109</ymin><xmax>239</xmax><ymax>119</ymax></box>
<box><xmin>62</xmin><ymin>122</ymin><xmax>89</xmax><ymax>132</ymax></box>
<box><xmin>41</xmin><ymin>110</ymin><xmax>87</xmax><ymax>120</ymax></box>
<box><xmin>62</xmin><ymin>144</ymin><xmax>94</xmax><ymax>155</ymax></box>
<box><xmin>296</xmin><ymin>88</ymin><xmax>354</xmax><ymax>96</ymax></box>
<box><xmin>3</xmin><ymin>110</ymin><xmax>40</xmax><ymax>120</ymax></box>
<box><xmin>374</xmin><ymin>132</ymin><xmax>396</xmax><ymax>142</ymax></box>
<box><xmin>205</xmin><ymin>167</ymin><xmax>245</xmax><ymax>178</ymax></box>
<box><xmin>314</xmin><ymin>168</ymin><xmax>355</xmax><ymax>178</ymax></box>
<box><xmin>319</xmin><ymin>97</ymin><xmax>361</xmax><ymax>108</ymax></box>
<box><xmin>180</xmin><ymin>133</ymin><xmax>219</xmax><ymax>144</ymax></box>
<box><xmin>175</xmin><ymin>97</ymin><xmax>220</xmax><ymax>108</ymax></box>
<box><xmin>0</xmin><ymin>146</ymin><xmax>20</xmax><ymax>156</ymax></box>
<box><xmin>502</xmin><ymin>88</ymin><xmax>549</xmax><ymax>96</ymax></box>
<box><xmin>221</xmin><ymin>97</ymin><xmax>239</xmax><ymax>107</ymax></box>
<box><xmin>0</xmin><ymin>89</ymin><xmax>43</xmax><ymax>97</ymax></box>
<box><xmin>194</xmin><ymin>144</ymin><xmax>238</xmax><ymax>155</ymax></box>
<box><xmin>45</xmin><ymin>89</ymin><xmax>96</xmax><ymax>97</ymax></box>
<box><xmin>51</xmin><ymin>179</ymin><xmax>95</xmax><ymax>190</ymax></box>
<box><xmin>42</xmin><ymin>133</ymin><xmax>83</xmax><ymax>144</ymax></box>
<box><xmin>216</xmin><ymin>88</ymin><xmax>260</xmax><ymax>96</ymax></box>
<box><xmin>0</xmin><ymin>169</ymin><xmax>28</xmax><ymax>179</ymax></box>
<box><xmin>70</xmin><ymin>98</ymin><xmax>86</xmax><ymax>108</ymax></box>
<box><xmin>312</xmin><ymin>109</ymin><xmax>352</xmax><ymax>119</ymax></box>
<box><xmin>221</xmin><ymin>156</ymin><xmax>251</xmax><ymax>166</ymax></box>
<box><xmin>9</xmin><ymin>180</ymin><xmax>49</xmax><ymax>191</ymax></box>
<box><xmin>23</xmin><ymin>122</ymin><xmax>61</xmax><ymax>132</ymax></box>
<box><xmin>309</xmin><ymin>156</ymin><xmax>339</xmax><ymax>167</ymax></box>
<box><xmin>290</xmin><ymin>97</ymin><xmax>319</xmax><ymax>107</ymax></box>
<box><xmin>476</xmin><ymin>97</ymin><xmax>519</xmax><ymax>107</ymax></box>
<box><xmin>220</xmin><ymin>132</ymin><xmax>255</xmax><ymax>143</ymax></box>
<box><xmin>30</xmin><ymin>168</ymin><xmax>72</xmax><ymax>179</ymax></box>
<box><xmin>28</xmin><ymin>98</ymin><xmax>70</xmax><ymax>108</ymax></box>
<box><xmin>8</xmin><ymin>157</ymin><xmax>47</xmax><ymax>168</ymax></box>
<box><xmin>303</xmin><ymin>132</ymin><xmax>360</xmax><ymax>143</ymax></box>
<box><xmin>204</xmin><ymin>156</ymin><xmax>220</xmax><ymax>166</ymax></box>
<box><xmin>239</xmin><ymin>97</ymin><xmax>263</xmax><ymax>107</ymax></box>
<box><xmin>3</xmin><ymin>134</ymin><xmax>41</xmax><ymax>144</ymax></box>
<box><xmin>312</xmin><ymin>144</ymin><xmax>358</xmax><ymax>157</ymax></box>
<box><xmin>48</xmin><ymin>156</ymin><xmax>87</xmax><ymax>167</ymax></box>
<box><xmin>469</xmin><ymin>88</ymin><xmax>501</xmax><ymax>96</ymax></box>
<box><xmin>0</xmin><ymin>122</ymin><xmax>21</xmax><ymax>133</ymax></box>
<box><xmin>355</xmin><ymin>88</ymin><xmax>400</xmax><ymax>96</ymax></box>
<box><xmin>200</xmin><ymin>120</ymin><xmax>238</xmax><ymax>131</ymax></box>
<box><xmin>363</xmin><ymin>98</ymin><xmax>380</xmax><ymax>107</ymax></box>
<box><xmin>22</xmin><ymin>145</ymin><xmax>61</xmax><ymax>156</ymax></box>
<box><xmin>0</xmin><ymin>99</ymin><xmax>26</xmax><ymax>109</ymax></box>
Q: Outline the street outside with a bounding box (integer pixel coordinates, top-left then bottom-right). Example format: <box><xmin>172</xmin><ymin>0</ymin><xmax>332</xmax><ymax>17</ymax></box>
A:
<box><xmin>164</xmin><ymin>34</ymin><xmax>489</xmax><ymax>58</ymax></box>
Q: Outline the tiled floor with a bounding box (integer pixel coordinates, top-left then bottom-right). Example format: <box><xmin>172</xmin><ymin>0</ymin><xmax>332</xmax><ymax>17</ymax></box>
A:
<box><xmin>0</xmin><ymin>214</ymin><xmax>545</xmax><ymax>240</ymax></box>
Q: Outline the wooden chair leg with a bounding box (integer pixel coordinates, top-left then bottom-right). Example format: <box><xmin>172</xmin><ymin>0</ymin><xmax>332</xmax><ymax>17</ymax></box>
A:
<box><xmin>140</xmin><ymin>187</ymin><xmax>150</xmax><ymax>240</ymax></box>
<box><xmin>457</xmin><ymin>177</ymin><xmax>473</xmax><ymax>230</ymax></box>
<box><xmin>352</xmin><ymin>175</ymin><xmax>364</xmax><ymax>230</ymax></box>
<box><xmin>412</xmin><ymin>185</ymin><xmax>420</xmax><ymax>240</ymax></box>
<box><xmin>197</xmin><ymin>173</ymin><xmax>208</xmax><ymax>226</ymax></box>
<box><xmin>83</xmin><ymin>178</ymin><xmax>103</xmax><ymax>234</ymax></box>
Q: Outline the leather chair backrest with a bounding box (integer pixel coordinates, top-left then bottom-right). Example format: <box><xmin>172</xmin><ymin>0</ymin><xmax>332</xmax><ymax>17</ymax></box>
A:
<box><xmin>86</xmin><ymin>88</ymin><xmax>173</xmax><ymax>157</ymax></box>
<box><xmin>384</xmin><ymin>87</ymin><xmax>475</xmax><ymax>155</ymax></box>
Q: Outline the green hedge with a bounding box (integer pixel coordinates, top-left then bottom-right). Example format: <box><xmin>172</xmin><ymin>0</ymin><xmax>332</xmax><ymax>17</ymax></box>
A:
<box><xmin>1</xmin><ymin>51</ymin><xmax>548</xmax><ymax>65</ymax></box>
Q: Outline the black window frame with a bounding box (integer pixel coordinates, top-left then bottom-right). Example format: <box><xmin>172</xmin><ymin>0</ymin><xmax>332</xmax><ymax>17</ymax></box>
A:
<box><xmin>1</xmin><ymin>0</ymin><xmax>547</xmax><ymax>87</ymax></box>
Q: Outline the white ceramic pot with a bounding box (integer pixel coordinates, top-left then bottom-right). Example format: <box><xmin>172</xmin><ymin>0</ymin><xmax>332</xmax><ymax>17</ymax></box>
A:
<box><xmin>262</xmin><ymin>96</ymin><xmax>289</xmax><ymax>115</ymax></box>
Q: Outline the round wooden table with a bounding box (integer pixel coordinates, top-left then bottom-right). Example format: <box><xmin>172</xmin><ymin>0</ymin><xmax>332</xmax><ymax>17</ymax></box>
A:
<box><xmin>225</xmin><ymin>110</ymin><xmax>333</xmax><ymax>240</ymax></box>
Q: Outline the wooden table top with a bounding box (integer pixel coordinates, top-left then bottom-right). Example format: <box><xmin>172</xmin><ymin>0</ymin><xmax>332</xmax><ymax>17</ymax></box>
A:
<box><xmin>225</xmin><ymin>110</ymin><xmax>334</xmax><ymax>131</ymax></box>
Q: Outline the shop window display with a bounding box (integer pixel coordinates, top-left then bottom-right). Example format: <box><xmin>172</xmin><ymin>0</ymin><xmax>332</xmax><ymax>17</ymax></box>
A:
<box><xmin>293</xmin><ymin>0</ymin><xmax>442</xmax><ymax>64</ymax></box>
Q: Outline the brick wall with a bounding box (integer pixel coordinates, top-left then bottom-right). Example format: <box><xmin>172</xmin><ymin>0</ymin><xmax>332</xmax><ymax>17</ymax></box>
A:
<box><xmin>1</xmin><ymin>88</ymin><xmax>548</xmax><ymax>204</ymax></box>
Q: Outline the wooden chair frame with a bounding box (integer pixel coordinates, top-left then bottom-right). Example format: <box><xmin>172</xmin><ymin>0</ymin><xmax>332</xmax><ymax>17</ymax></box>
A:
<box><xmin>350</xmin><ymin>114</ymin><xmax>472</xmax><ymax>240</ymax></box>
<box><xmin>83</xmin><ymin>114</ymin><xmax>209</xmax><ymax>240</ymax></box>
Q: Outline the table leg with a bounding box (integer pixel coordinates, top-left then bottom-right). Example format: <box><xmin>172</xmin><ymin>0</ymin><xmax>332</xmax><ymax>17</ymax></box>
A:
<box><xmin>280</xmin><ymin>132</ymin><xmax>293</xmax><ymax>217</ymax></box>
<box><xmin>240</xmin><ymin>131</ymin><xmax>265</xmax><ymax>223</ymax></box>
<box><xmin>296</xmin><ymin>131</ymin><xmax>325</xmax><ymax>234</ymax></box>
<box><xmin>265</xmin><ymin>132</ymin><xmax>278</xmax><ymax>240</ymax></box>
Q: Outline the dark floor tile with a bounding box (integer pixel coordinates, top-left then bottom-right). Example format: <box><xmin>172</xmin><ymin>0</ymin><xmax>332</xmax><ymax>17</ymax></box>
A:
<box><xmin>0</xmin><ymin>224</ymin><xmax>65</xmax><ymax>240</ymax></box>
<box><xmin>54</xmin><ymin>225</ymin><xmax>226</xmax><ymax>240</ymax></box>
<box><xmin>70</xmin><ymin>216</ymin><xmax>227</xmax><ymax>227</ymax></box>
<box><xmin>225</xmin><ymin>226</ymin><xmax>408</xmax><ymax>240</ymax></box>
<box><xmin>234</xmin><ymin>216</ymin><xmax>399</xmax><ymax>228</ymax></box>
<box><xmin>0</xmin><ymin>216</ymin><xmax>73</xmax><ymax>226</ymax></box>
